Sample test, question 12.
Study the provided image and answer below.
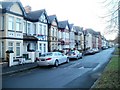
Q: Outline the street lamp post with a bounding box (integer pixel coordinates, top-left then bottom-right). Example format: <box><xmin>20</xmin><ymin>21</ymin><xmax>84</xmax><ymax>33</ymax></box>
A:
<box><xmin>83</xmin><ymin>31</ymin><xmax>86</xmax><ymax>55</ymax></box>
<box><xmin>117</xmin><ymin>1</ymin><xmax>120</xmax><ymax>48</ymax></box>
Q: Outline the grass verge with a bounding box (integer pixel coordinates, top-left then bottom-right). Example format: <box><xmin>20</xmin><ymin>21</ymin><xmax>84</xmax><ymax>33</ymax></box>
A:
<box><xmin>93</xmin><ymin>48</ymin><xmax>120</xmax><ymax>88</ymax></box>
<box><xmin>114</xmin><ymin>48</ymin><xmax>120</xmax><ymax>55</ymax></box>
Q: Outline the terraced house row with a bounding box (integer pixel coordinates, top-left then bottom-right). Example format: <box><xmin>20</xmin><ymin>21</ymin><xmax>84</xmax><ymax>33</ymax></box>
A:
<box><xmin>0</xmin><ymin>1</ymin><xmax>109</xmax><ymax>66</ymax></box>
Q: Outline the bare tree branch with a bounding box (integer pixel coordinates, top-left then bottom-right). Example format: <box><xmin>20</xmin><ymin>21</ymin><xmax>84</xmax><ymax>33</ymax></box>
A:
<box><xmin>100</xmin><ymin>0</ymin><xmax>119</xmax><ymax>36</ymax></box>
<box><xmin>103</xmin><ymin>0</ymin><xmax>113</xmax><ymax>7</ymax></box>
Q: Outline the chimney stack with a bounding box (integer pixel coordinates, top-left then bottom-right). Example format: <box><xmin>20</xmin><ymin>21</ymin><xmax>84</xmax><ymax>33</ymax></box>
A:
<box><xmin>24</xmin><ymin>5</ymin><xmax>32</xmax><ymax>13</ymax></box>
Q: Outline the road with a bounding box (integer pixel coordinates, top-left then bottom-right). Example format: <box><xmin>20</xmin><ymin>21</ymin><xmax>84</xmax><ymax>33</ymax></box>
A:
<box><xmin>2</xmin><ymin>48</ymin><xmax>115</xmax><ymax>89</ymax></box>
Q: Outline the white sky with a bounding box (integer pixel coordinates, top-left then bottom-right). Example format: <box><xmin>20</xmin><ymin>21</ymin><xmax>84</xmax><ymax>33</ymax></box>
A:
<box><xmin>2</xmin><ymin>0</ymin><xmax>118</xmax><ymax>40</ymax></box>
<box><xmin>21</xmin><ymin>0</ymin><xmax>105</xmax><ymax>30</ymax></box>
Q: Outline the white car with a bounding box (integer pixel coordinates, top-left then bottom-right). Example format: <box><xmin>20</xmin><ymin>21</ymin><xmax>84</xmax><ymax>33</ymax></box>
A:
<box><xmin>66</xmin><ymin>50</ymin><xmax>82</xmax><ymax>60</ymax></box>
<box><xmin>84</xmin><ymin>49</ymin><xmax>95</xmax><ymax>55</ymax></box>
<box><xmin>92</xmin><ymin>48</ymin><xmax>99</xmax><ymax>53</ymax></box>
<box><xmin>36</xmin><ymin>52</ymin><xmax>69</xmax><ymax>67</ymax></box>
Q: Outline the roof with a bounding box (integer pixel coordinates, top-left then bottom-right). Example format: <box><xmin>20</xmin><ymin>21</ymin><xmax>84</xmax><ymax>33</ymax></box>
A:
<box><xmin>26</xmin><ymin>9</ymin><xmax>45</xmax><ymax>21</ymax></box>
<box><xmin>0</xmin><ymin>1</ymin><xmax>14</xmax><ymax>14</ymax></box>
<box><xmin>85</xmin><ymin>29</ymin><xmax>101</xmax><ymax>37</ymax></box>
<box><xmin>0</xmin><ymin>1</ymin><xmax>13</xmax><ymax>10</ymax></box>
<box><xmin>48</xmin><ymin>15</ymin><xmax>58</xmax><ymax>24</ymax></box>
<box><xmin>69</xmin><ymin>24</ymin><xmax>74</xmax><ymax>31</ymax></box>
<box><xmin>0</xmin><ymin>1</ymin><xmax>26</xmax><ymax>16</ymax></box>
<box><xmin>26</xmin><ymin>9</ymin><xmax>49</xmax><ymax>22</ymax></box>
<box><xmin>86</xmin><ymin>29</ymin><xmax>94</xmax><ymax>34</ymax></box>
<box><xmin>85</xmin><ymin>28</ymin><xmax>96</xmax><ymax>35</ymax></box>
<box><xmin>74</xmin><ymin>26</ymin><xmax>83</xmax><ymax>32</ymax></box>
<box><xmin>0</xmin><ymin>1</ymin><xmax>49</xmax><ymax>22</ymax></box>
<box><xmin>58</xmin><ymin>20</ymin><xmax>70</xmax><ymax>29</ymax></box>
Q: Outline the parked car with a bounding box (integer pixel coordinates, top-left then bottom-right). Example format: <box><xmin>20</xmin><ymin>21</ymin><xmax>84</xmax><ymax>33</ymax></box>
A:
<box><xmin>102</xmin><ymin>46</ymin><xmax>108</xmax><ymax>50</ymax></box>
<box><xmin>36</xmin><ymin>52</ymin><xmax>69</xmax><ymax>67</ymax></box>
<box><xmin>66</xmin><ymin>50</ymin><xmax>82</xmax><ymax>60</ymax></box>
<box><xmin>92</xmin><ymin>48</ymin><xmax>99</xmax><ymax>53</ymax></box>
<box><xmin>84</xmin><ymin>49</ymin><xmax>95</xmax><ymax>55</ymax></box>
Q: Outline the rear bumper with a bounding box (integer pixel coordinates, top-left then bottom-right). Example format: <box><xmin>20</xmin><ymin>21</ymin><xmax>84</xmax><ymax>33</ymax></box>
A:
<box><xmin>37</xmin><ymin>61</ymin><xmax>54</xmax><ymax>66</ymax></box>
<box><xmin>67</xmin><ymin>55</ymin><xmax>77</xmax><ymax>59</ymax></box>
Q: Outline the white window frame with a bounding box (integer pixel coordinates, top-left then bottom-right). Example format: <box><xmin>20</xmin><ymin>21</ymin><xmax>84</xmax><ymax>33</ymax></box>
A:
<box><xmin>40</xmin><ymin>14</ymin><xmax>47</xmax><ymax>23</ymax></box>
<box><xmin>39</xmin><ymin>24</ymin><xmax>42</xmax><ymax>35</ymax></box>
<box><xmin>52</xmin><ymin>44</ymin><xmax>54</xmax><ymax>51</ymax></box>
<box><xmin>43</xmin><ymin>25</ymin><xmax>46</xmax><ymax>35</ymax></box>
<box><xmin>39</xmin><ymin>43</ymin><xmax>42</xmax><ymax>51</ymax></box>
<box><xmin>8</xmin><ymin>16</ymin><xmax>14</xmax><ymax>30</ymax></box>
<box><xmin>43</xmin><ymin>44</ymin><xmax>46</xmax><ymax>53</ymax></box>
<box><xmin>0</xmin><ymin>41</ymin><xmax>3</xmax><ymax>58</ymax></box>
<box><xmin>52</xmin><ymin>28</ymin><xmax>54</xmax><ymax>37</ymax></box>
<box><xmin>8</xmin><ymin>42</ymin><xmax>14</xmax><ymax>51</ymax></box>
<box><xmin>27</xmin><ymin>23</ymin><xmax>31</xmax><ymax>35</ymax></box>
<box><xmin>23</xmin><ymin>21</ymin><xmax>26</xmax><ymax>33</ymax></box>
<box><xmin>2</xmin><ymin>16</ymin><xmax>4</xmax><ymax>30</ymax></box>
<box><xmin>16</xmin><ymin>42</ymin><xmax>20</xmax><ymax>56</ymax></box>
<box><xmin>16</xmin><ymin>18</ymin><xmax>21</xmax><ymax>31</ymax></box>
<box><xmin>33</xmin><ymin>24</ymin><xmax>36</xmax><ymax>35</ymax></box>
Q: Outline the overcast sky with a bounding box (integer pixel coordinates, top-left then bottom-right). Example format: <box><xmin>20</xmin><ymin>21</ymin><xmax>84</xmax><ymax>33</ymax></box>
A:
<box><xmin>2</xmin><ymin>0</ymin><xmax>118</xmax><ymax>40</ymax></box>
<box><xmin>21</xmin><ymin>0</ymin><xmax>105</xmax><ymax>29</ymax></box>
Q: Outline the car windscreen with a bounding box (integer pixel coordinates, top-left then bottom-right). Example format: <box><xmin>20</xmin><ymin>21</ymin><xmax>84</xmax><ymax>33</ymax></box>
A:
<box><xmin>40</xmin><ymin>53</ymin><xmax>53</xmax><ymax>57</ymax></box>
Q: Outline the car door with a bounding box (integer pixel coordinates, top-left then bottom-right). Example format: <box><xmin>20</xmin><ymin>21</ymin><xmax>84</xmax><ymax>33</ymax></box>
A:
<box><xmin>74</xmin><ymin>50</ymin><xmax>79</xmax><ymax>57</ymax></box>
<box><xmin>62</xmin><ymin>53</ymin><xmax>67</xmax><ymax>63</ymax></box>
<box><xmin>57</xmin><ymin>52</ymin><xmax>65</xmax><ymax>64</ymax></box>
<box><xmin>53</xmin><ymin>52</ymin><xmax>59</xmax><ymax>62</ymax></box>
<box><xmin>77</xmin><ymin>51</ymin><xmax>80</xmax><ymax>58</ymax></box>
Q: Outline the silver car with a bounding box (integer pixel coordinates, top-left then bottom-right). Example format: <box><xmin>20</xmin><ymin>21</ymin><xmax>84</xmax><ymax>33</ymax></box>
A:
<box><xmin>36</xmin><ymin>52</ymin><xmax>69</xmax><ymax>67</ymax></box>
<box><xmin>66</xmin><ymin>50</ymin><xmax>82</xmax><ymax>60</ymax></box>
<box><xmin>92</xmin><ymin>48</ymin><xmax>99</xmax><ymax>53</ymax></box>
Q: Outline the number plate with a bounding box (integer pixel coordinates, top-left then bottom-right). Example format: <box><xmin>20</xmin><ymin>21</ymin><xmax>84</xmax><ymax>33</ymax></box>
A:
<box><xmin>41</xmin><ymin>59</ymin><xmax>45</xmax><ymax>61</ymax></box>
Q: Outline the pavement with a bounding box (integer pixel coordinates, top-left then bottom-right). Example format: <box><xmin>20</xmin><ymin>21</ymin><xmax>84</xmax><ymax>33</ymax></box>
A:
<box><xmin>1</xmin><ymin>62</ymin><xmax>38</xmax><ymax>76</ymax></box>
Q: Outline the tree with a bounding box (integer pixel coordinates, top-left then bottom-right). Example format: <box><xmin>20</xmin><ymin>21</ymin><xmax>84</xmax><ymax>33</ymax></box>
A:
<box><xmin>100</xmin><ymin>0</ymin><xmax>120</xmax><ymax>36</ymax></box>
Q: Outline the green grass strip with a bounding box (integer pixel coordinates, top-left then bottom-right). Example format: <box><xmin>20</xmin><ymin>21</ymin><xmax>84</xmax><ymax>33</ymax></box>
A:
<box><xmin>94</xmin><ymin>48</ymin><xmax>120</xmax><ymax>88</ymax></box>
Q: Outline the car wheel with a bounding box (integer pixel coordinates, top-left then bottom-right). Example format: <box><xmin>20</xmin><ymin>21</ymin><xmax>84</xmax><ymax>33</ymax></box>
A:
<box><xmin>76</xmin><ymin>56</ymin><xmax>79</xmax><ymax>60</ymax></box>
<box><xmin>54</xmin><ymin>60</ymin><xmax>59</xmax><ymax>67</ymax></box>
<box><xmin>66</xmin><ymin>58</ymin><xmax>69</xmax><ymax>63</ymax></box>
<box><xmin>81</xmin><ymin>56</ymin><xmax>83</xmax><ymax>59</ymax></box>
